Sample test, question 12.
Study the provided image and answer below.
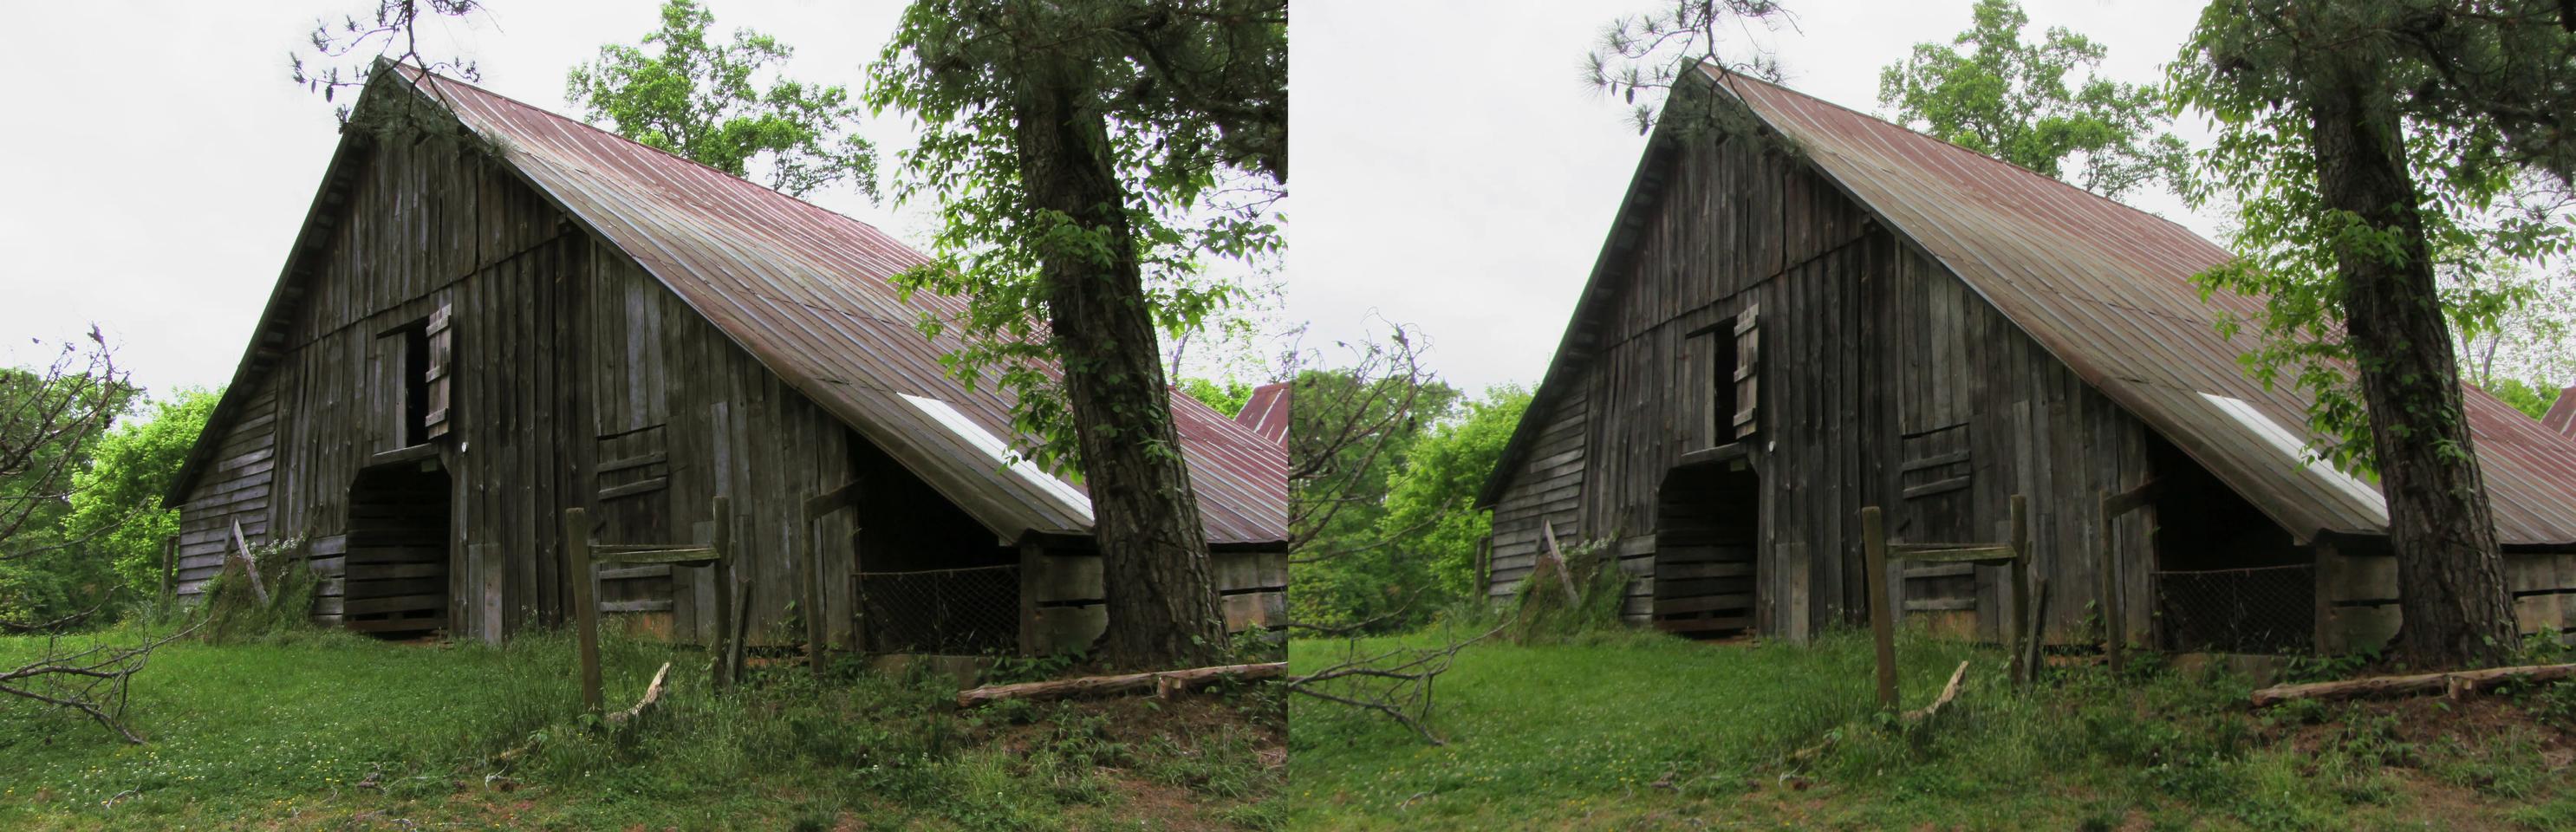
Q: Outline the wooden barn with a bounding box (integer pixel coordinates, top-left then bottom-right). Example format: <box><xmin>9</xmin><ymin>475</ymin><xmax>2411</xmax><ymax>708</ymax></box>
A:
<box><xmin>162</xmin><ymin>65</ymin><xmax>1288</xmax><ymax>655</ymax></box>
<box><xmin>1478</xmin><ymin>69</ymin><xmax>2576</xmax><ymax>655</ymax></box>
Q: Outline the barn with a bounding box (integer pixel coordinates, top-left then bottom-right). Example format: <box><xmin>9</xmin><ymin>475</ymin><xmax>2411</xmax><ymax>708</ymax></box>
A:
<box><xmin>1477</xmin><ymin>68</ymin><xmax>2576</xmax><ymax>655</ymax></box>
<box><xmin>162</xmin><ymin>64</ymin><xmax>1288</xmax><ymax>655</ymax></box>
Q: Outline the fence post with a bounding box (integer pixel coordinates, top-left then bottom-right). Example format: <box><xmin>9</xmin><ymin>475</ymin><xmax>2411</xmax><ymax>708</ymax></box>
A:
<box><xmin>804</xmin><ymin>501</ymin><xmax>826</xmax><ymax>677</ymax></box>
<box><xmin>1863</xmin><ymin>506</ymin><xmax>1898</xmax><ymax>710</ymax></box>
<box><xmin>2098</xmin><ymin>490</ymin><xmax>2125</xmax><ymax>675</ymax></box>
<box><xmin>1018</xmin><ymin>543</ymin><xmax>1044</xmax><ymax>655</ymax></box>
<box><xmin>2007</xmin><ymin>495</ymin><xmax>2032</xmax><ymax>687</ymax></box>
<box><xmin>712</xmin><ymin>496</ymin><xmax>739</xmax><ymax>690</ymax></box>
<box><xmin>159</xmin><ymin>535</ymin><xmax>177</xmax><ymax>601</ymax></box>
<box><xmin>567</xmin><ymin>507</ymin><xmax>602</xmax><ymax>714</ymax></box>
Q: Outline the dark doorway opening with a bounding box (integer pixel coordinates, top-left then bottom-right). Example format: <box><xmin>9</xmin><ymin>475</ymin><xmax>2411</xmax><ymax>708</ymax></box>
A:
<box><xmin>344</xmin><ymin>463</ymin><xmax>452</xmax><ymax>636</ymax></box>
<box><xmin>2145</xmin><ymin>433</ymin><xmax>2313</xmax><ymax>653</ymax></box>
<box><xmin>1653</xmin><ymin>460</ymin><xmax>1760</xmax><ymax>638</ymax></box>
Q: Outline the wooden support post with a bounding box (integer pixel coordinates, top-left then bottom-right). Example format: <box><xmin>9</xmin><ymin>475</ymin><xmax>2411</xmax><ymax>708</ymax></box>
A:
<box><xmin>1541</xmin><ymin>520</ymin><xmax>1582</xmax><ymax>605</ymax></box>
<box><xmin>2024</xmin><ymin>577</ymin><xmax>2050</xmax><ymax>685</ymax></box>
<box><xmin>804</xmin><ymin>507</ymin><xmax>826</xmax><ymax>678</ymax></box>
<box><xmin>2007</xmin><ymin>495</ymin><xmax>2032</xmax><ymax>687</ymax></box>
<box><xmin>231</xmin><ymin>519</ymin><xmax>270</xmax><ymax>605</ymax></box>
<box><xmin>159</xmin><ymin>535</ymin><xmax>177</xmax><ymax>601</ymax></box>
<box><xmin>567</xmin><ymin>507</ymin><xmax>602</xmax><ymax>714</ymax></box>
<box><xmin>727</xmin><ymin>568</ymin><xmax>750</xmax><ymax>683</ymax></box>
<box><xmin>1018</xmin><ymin>542</ymin><xmax>1044</xmax><ymax>655</ymax></box>
<box><xmin>710</xmin><ymin>497</ymin><xmax>738</xmax><ymax>691</ymax></box>
<box><xmin>1862</xmin><ymin>506</ymin><xmax>1898</xmax><ymax>710</ymax></box>
<box><xmin>2098</xmin><ymin>490</ymin><xmax>2125</xmax><ymax>676</ymax></box>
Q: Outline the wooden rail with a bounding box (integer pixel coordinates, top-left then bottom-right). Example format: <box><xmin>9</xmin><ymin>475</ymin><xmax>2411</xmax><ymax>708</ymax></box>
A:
<box><xmin>1862</xmin><ymin>494</ymin><xmax>2038</xmax><ymax>711</ymax></box>
<box><xmin>567</xmin><ymin>496</ymin><xmax>741</xmax><ymax>715</ymax></box>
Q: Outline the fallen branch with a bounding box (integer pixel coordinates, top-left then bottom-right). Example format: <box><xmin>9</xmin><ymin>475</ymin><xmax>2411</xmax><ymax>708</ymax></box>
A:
<box><xmin>0</xmin><ymin>612</ymin><xmax>207</xmax><ymax>744</ymax></box>
<box><xmin>1903</xmin><ymin>660</ymin><xmax>1970</xmax><ymax>722</ymax></box>
<box><xmin>2249</xmin><ymin>662</ymin><xmax>2576</xmax><ymax>708</ymax></box>
<box><xmin>1792</xmin><ymin>660</ymin><xmax>1974</xmax><ymax>764</ymax></box>
<box><xmin>605</xmin><ymin>661</ymin><xmax>671</xmax><ymax>726</ymax></box>
<box><xmin>1287</xmin><ymin>616</ymin><xmax>1511</xmax><ymax>746</ymax></box>
<box><xmin>958</xmin><ymin>661</ymin><xmax>1286</xmax><ymax>707</ymax></box>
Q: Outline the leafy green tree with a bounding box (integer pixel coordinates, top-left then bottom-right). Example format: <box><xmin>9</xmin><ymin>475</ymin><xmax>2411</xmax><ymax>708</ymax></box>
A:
<box><xmin>1877</xmin><ymin>0</ymin><xmax>2187</xmax><ymax>198</ymax></box>
<box><xmin>2171</xmin><ymin>0</ymin><xmax>2576</xmax><ymax>667</ymax></box>
<box><xmin>869</xmin><ymin>0</ymin><xmax>1285</xmax><ymax>668</ymax></box>
<box><xmin>567</xmin><ymin>0</ymin><xmax>873</xmax><ymax>197</ymax></box>
<box><xmin>0</xmin><ymin>331</ymin><xmax>135</xmax><ymax>628</ymax></box>
<box><xmin>2480</xmin><ymin>377</ymin><xmax>2562</xmax><ymax>420</ymax></box>
<box><xmin>1374</xmin><ymin>386</ymin><xmax>1531</xmax><ymax>621</ymax></box>
<box><xmin>1179</xmin><ymin>377</ymin><xmax>1254</xmax><ymax>418</ymax></box>
<box><xmin>1286</xmin><ymin>345</ymin><xmax>1462</xmax><ymax>632</ymax></box>
<box><xmin>62</xmin><ymin>389</ymin><xmax>220</xmax><ymax>598</ymax></box>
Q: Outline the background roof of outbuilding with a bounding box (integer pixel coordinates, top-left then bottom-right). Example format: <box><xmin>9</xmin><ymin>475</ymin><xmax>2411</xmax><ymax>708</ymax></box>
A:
<box><xmin>170</xmin><ymin>66</ymin><xmax>1286</xmax><ymax>547</ymax></box>
<box><xmin>1482</xmin><ymin>68</ymin><xmax>2576</xmax><ymax>548</ymax></box>
<box><xmin>1233</xmin><ymin>382</ymin><xmax>1289</xmax><ymax>445</ymax></box>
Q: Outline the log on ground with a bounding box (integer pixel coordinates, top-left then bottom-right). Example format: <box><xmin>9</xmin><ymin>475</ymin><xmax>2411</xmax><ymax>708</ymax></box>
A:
<box><xmin>2249</xmin><ymin>663</ymin><xmax>2576</xmax><ymax>708</ymax></box>
<box><xmin>956</xmin><ymin>662</ymin><xmax>1286</xmax><ymax>707</ymax></box>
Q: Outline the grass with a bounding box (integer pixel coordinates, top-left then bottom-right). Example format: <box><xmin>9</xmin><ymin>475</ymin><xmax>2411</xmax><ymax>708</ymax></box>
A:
<box><xmin>1290</xmin><ymin>626</ymin><xmax>2576</xmax><ymax>830</ymax></box>
<box><xmin>1</xmin><ymin>621</ymin><xmax>1283</xmax><ymax>830</ymax></box>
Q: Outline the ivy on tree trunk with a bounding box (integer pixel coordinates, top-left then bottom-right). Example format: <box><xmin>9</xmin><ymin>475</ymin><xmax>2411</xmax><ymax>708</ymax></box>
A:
<box><xmin>2307</xmin><ymin>55</ymin><xmax>2517</xmax><ymax>666</ymax></box>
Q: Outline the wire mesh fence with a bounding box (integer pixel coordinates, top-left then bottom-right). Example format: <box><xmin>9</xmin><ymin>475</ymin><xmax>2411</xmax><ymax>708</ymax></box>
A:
<box><xmin>855</xmin><ymin>565</ymin><xmax>1018</xmax><ymax>655</ymax></box>
<box><xmin>2154</xmin><ymin>563</ymin><xmax>2313</xmax><ymax>653</ymax></box>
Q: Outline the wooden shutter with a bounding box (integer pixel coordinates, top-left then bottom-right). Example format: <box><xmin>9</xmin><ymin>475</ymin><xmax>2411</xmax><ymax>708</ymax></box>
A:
<box><xmin>424</xmin><ymin>303</ymin><xmax>453</xmax><ymax>439</ymax></box>
<box><xmin>1731</xmin><ymin>304</ymin><xmax>1760</xmax><ymax>439</ymax></box>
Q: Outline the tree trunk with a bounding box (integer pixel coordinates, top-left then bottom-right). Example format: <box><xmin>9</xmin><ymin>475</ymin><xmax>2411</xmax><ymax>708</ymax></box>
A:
<box><xmin>1011</xmin><ymin>73</ymin><xmax>1227</xmax><ymax>669</ymax></box>
<box><xmin>2307</xmin><ymin>55</ymin><xmax>2518</xmax><ymax>669</ymax></box>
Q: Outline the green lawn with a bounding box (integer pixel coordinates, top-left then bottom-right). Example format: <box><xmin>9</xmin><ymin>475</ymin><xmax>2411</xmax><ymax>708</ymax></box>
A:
<box><xmin>2</xmin><ymin>625</ymin><xmax>1283</xmax><ymax>830</ymax></box>
<box><xmin>1290</xmin><ymin>627</ymin><xmax>2576</xmax><ymax>830</ymax></box>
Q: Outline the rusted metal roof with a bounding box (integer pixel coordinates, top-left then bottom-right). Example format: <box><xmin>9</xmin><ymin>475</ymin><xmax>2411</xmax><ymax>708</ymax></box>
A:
<box><xmin>1713</xmin><ymin>69</ymin><xmax>2576</xmax><ymax>546</ymax></box>
<box><xmin>197</xmin><ymin>67</ymin><xmax>1285</xmax><ymax>545</ymax></box>
<box><xmin>2546</xmin><ymin>387</ymin><xmax>2576</xmax><ymax>439</ymax></box>
<box><xmin>1482</xmin><ymin>69</ymin><xmax>2576</xmax><ymax>548</ymax></box>
<box><xmin>1233</xmin><ymin>382</ymin><xmax>1289</xmax><ymax>445</ymax></box>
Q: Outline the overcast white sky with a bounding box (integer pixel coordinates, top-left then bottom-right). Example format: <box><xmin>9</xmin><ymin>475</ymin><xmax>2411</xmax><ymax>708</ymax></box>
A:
<box><xmin>1289</xmin><ymin>0</ymin><xmax>2217</xmax><ymax>395</ymax></box>
<box><xmin>0</xmin><ymin>0</ymin><xmax>926</xmax><ymax>399</ymax></box>
<box><xmin>2</xmin><ymin>0</ymin><xmax>2215</xmax><ymax>402</ymax></box>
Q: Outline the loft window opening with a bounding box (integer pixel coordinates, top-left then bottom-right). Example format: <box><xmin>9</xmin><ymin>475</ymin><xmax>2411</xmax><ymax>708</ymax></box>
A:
<box><xmin>401</xmin><ymin>324</ymin><xmax>432</xmax><ymax>446</ymax></box>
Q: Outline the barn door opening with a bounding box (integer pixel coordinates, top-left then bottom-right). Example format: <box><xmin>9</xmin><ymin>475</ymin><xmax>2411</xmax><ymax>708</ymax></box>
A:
<box><xmin>343</xmin><ymin>463</ymin><xmax>452</xmax><ymax>636</ymax></box>
<box><xmin>2143</xmin><ymin>433</ymin><xmax>2313</xmax><ymax>653</ymax></box>
<box><xmin>1653</xmin><ymin>460</ymin><xmax>1760</xmax><ymax>639</ymax></box>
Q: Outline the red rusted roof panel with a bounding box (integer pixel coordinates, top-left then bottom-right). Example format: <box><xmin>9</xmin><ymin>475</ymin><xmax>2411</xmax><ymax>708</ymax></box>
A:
<box><xmin>400</xmin><ymin>67</ymin><xmax>1285</xmax><ymax>546</ymax></box>
<box><xmin>1234</xmin><ymin>382</ymin><xmax>1289</xmax><ymax>445</ymax></box>
<box><xmin>1711</xmin><ymin>69</ymin><xmax>2576</xmax><ymax>545</ymax></box>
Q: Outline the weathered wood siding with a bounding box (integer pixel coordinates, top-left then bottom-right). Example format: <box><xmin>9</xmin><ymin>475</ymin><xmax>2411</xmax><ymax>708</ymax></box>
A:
<box><xmin>172</xmin><ymin>130</ymin><xmax>875</xmax><ymax>647</ymax></box>
<box><xmin>173</xmin><ymin>374</ymin><xmax>280</xmax><ymax>595</ymax></box>
<box><xmin>1486</xmin><ymin>133</ymin><xmax>2159</xmax><ymax>643</ymax></box>
<box><xmin>1487</xmin><ymin>364</ymin><xmax>1589</xmax><ymax>595</ymax></box>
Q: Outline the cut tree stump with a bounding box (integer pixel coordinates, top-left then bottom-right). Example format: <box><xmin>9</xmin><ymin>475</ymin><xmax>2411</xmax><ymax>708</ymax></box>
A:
<box><xmin>956</xmin><ymin>662</ymin><xmax>1286</xmax><ymax>707</ymax></box>
<box><xmin>2249</xmin><ymin>663</ymin><xmax>2576</xmax><ymax>708</ymax></box>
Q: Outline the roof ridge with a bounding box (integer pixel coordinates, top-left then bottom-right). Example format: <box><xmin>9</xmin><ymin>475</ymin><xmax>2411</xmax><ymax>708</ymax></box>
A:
<box><xmin>1708</xmin><ymin>65</ymin><xmax>2216</xmax><ymax>248</ymax></box>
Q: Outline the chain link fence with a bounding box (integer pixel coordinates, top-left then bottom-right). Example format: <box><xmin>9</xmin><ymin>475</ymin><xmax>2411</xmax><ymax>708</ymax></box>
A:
<box><xmin>2154</xmin><ymin>563</ymin><xmax>2313</xmax><ymax>653</ymax></box>
<box><xmin>855</xmin><ymin>565</ymin><xmax>1018</xmax><ymax>655</ymax></box>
